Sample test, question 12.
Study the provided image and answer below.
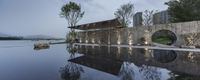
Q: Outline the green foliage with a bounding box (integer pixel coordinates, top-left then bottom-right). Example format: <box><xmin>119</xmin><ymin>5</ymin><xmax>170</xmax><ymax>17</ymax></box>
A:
<box><xmin>114</xmin><ymin>3</ymin><xmax>134</xmax><ymax>27</ymax></box>
<box><xmin>60</xmin><ymin>2</ymin><xmax>84</xmax><ymax>43</ymax></box>
<box><xmin>165</xmin><ymin>0</ymin><xmax>200</xmax><ymax>22</ymax></box>
<box><xmin>60</xmin><ymin>1</ymin><xmax>84</xmax><ymax>30</ymax></box>
<box><xmin>152</xmin><ymin>36</ymin><xmax>173</xmax><ymax>45</ymax></box>
<box><xmin>66</xmin><ymin>31</ymin><xmax>78</xmax><ymax>43</ymax></box>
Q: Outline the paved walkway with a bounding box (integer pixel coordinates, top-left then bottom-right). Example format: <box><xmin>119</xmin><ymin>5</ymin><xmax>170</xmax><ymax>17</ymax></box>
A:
<box><xmin>74</xmin><ymin>43</ymin><xmax>200</xmax><ymax>52</ymax></box>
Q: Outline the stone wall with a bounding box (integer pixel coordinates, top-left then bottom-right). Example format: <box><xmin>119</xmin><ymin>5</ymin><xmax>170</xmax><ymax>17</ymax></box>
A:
<box><xmin>77</xmin><ymin>21</ymin><xmax>200</xmax><ymax>46</ymax></box>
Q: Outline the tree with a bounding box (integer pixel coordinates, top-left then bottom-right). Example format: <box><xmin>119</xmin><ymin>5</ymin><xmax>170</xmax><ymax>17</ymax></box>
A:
<box><xmin>60</xmin><ymin>1</ymin><xmax>84</xmax><ymax>32</ymax></box>
<box><xmin>114</xmin><ymin>3</ymin><xmax>134</xmax><ymax>27</ymax></box>
<box><xmin>66</xmin><ymin>31</ymin><xmax>78</xmax><ymax>43</ymax></box>
<box><xmin>165</xmin><ymin>0</ymin><xmax>200</xmax><ymax>22</ymax></box>
<box><xmin>143</xmin><ymin>10</ymin><xmax>157</xmax><ymax>31</ymax></box>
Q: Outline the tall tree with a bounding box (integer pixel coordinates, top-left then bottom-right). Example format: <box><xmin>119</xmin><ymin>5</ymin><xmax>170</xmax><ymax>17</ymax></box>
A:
<box><xmin>114</xmin><ymin>3</ymin><xmax>134</xmax><ymax>27</ymax></box>
<box><xmin>143</xmin><ymin>10</ymin><xmax>156</xmax><ymax>31</ymax></box>
<box><xmin>165</xmin><ymin>0</ymin><xmax>200</xmax><ymax>22</ymax></box>
<box><xmin>60</xmin><ymin>1</ymin><xmax>84</xmax><ymax>32</ymax></box>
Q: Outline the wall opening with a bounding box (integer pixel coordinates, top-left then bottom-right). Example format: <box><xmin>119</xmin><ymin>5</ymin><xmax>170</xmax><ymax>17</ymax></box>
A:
<box><xmin>152</xmin><ymin>30</ymin><xmax>177</xmax><ymax>45</ymax></box>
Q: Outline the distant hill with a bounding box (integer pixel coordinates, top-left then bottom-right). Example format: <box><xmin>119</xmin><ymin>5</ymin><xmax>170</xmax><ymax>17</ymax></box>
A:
<box><xmin>0</xmin><ymin>32</ymin><xmax>64</xmax><ymax>40</ymax></box>
<box><xmin>0</xmin><ymin>32</ymin><xmax>23</xmax><ymax>40</ymax></box>
<box><xmin>0</xmin><ymin>32</ymin><xmax>11</xmax><ymax>37</ymax></box>
<box><xmin>23</xmin><ymin>35</ymin><xmax>64</xmax><ymax>40</ymax></box>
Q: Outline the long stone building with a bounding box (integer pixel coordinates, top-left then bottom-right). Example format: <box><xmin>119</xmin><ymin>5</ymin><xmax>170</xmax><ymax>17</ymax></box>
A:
<box><xmin>69</xmin><ymin>18</ymin><xmax>200</xmax><ymax>46</ymax></box>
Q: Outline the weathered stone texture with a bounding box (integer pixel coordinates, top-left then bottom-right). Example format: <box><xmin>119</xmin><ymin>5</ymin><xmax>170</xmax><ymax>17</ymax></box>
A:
<box><xmin>77</xmin><ymin>21</ymin><xmax>200</xmax><ymax>46</ymax></box>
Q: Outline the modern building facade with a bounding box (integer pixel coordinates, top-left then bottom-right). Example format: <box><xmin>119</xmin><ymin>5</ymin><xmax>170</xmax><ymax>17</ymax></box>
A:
<box><xmin>133</xmin><ymin>12</ymin><xmax>143</xmax><ymax>27</ymax></box>
<box><xmin>153</xmin><ymin>10</ymin><xmax>171</xmax><ymax>24</ymax></box>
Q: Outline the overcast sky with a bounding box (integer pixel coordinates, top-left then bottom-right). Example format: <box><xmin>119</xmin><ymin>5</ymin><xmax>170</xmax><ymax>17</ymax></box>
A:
<box><xmin>0</xmin><ymin>0</ymin><xmax>169</xmax><ymax>38</ymax></box>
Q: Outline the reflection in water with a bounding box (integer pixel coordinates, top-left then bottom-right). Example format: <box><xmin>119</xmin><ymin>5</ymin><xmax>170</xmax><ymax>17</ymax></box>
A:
<box><xmin>139</xmin><ymin>65</ymin><xmax>161</xmax><ymax>80</ymax></box>
<box><xmin>117</xmin><ymin>46</ymin><xmax>121</xmax><ymax>57</ymax></box>
<box><xmin>64</xmin><ymin>45</ymin><xmax>200</xmax><ymax>80</ymax></box>
<box><xmin>128</xmin><ymin>47</ymin><xmax>132</xmax><ymax>55</ymax></box>
<box><xmin>66</xmin><ymin>44</ymin><xmax>78</xmax><ymax>59</ymax></box>
<box><xmin>60</xmin><ymin>44</ymin><xmax>84</xmax><ymax>80</ymax></box>
<box><xmin>119</xmin><ymin>62</ymin><xmax>135</xmax><ymax>80</ymax></box>
<box><xmin>187</xmin><ymin>52</ymin><xmax>200</xmax><ymax>63</ymax></box>
<box><xmin>59</xmin><ymin>62</ymin><xmax>84</xmax><ymax>80</ymax></box>
<box><xmin>153</xmin><ymin>50</ymin><xmax>177</xmax><ymax>63</ymax></box>
<box><xmin>142</xmin><ymin>48</ymin><xmax>153</xmax><ymax>61</ymax></box>
<box><xmin>69</xmin><ymin>56</ymin><xmax>123</xmax><ymax>75</ymax></box>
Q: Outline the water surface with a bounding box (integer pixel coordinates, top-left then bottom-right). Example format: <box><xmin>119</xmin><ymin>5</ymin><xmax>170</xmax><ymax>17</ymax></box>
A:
<box><xmin>0</xmin><ymin>41</ymin><xmax>200</xmax><ymax>80</ymax></box>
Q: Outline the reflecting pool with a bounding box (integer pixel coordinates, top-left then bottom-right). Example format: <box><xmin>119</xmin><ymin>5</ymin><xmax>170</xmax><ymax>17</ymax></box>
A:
<box><xmin>0</xmin><ymin>41</ymin><xmax>200</xmax><ymax>80</ymax></box>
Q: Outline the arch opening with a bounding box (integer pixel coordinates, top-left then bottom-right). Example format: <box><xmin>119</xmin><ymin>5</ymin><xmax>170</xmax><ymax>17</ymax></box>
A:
<box><xmin>152</xmin><ymin>30</ymin><xmax>177</xmax><ymax>45</ymax></box>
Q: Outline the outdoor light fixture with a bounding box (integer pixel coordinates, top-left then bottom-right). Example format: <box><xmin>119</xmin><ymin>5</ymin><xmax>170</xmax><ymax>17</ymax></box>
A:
<box><xmin>86</xmin><ymin>40</ymin><xmax>88</xmax><ymax>43</ymax></box>
<box><xmin>117</xmin><ymin>41</ymin><xmax>121</xmax><ymax>45</ymax></box>
<box><xmin>117</xmin><ymin>34</ymin><xmax>121</xmax><ymax>45</ymax></box>
<box><xmin>144</xmin><ymin>41</ymin><xmax>148</xmax><ymax>45</ymax></box>
<box><xmin>128</xmin><ymin>31</ymin><xmax>132</xmax><ymax>45</ymax></box>
<box><xmin>129</xmin><ymin>40</ymin><xmax>133</xmax><ymax>45</ymax></box>
<box><xmin>92</xmin><ymin>38</ymin><xmax>95</xmax><ymax>44</ymax></box>
<box><xmin>80</xmin><ymin>38</ymin><xmax>82</xmax><ymax>43</ymax></box>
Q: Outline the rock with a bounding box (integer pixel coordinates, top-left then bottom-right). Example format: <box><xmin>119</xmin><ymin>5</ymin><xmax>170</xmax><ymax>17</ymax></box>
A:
<box><xmin>34</xmin><ymin>43</ymin><xmax>50</xmax><ymax>50</ymax></box>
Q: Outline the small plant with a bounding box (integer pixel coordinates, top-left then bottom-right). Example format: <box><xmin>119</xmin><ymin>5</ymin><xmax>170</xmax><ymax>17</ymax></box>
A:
<box><xmin>66</xmin><ymin>31</ymin><xmax>79</xmax><ymax>43</ymax></box>
<box><xmin>184</xmin><ymin>33</ymin><xmax>200</xmax><ymax>46</ymax></box>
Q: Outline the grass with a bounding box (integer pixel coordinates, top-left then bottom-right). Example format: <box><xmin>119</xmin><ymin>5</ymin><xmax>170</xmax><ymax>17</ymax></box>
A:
<box><xmin>152</xmin><ymin>36</ymin><xmax>173</xmax><ymax>45</ymax></box>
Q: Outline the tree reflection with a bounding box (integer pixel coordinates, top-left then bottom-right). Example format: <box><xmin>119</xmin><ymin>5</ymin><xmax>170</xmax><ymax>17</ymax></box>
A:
<box><xmin>119</xmin><ymin>62</ymin><xmax>135</xmax><ymax>80</ymax></box>
<box><xmin>59</xmin><ymin>44</ymin><xmax>84</xmax><ymax>80</ymax></box>
<box><xmin>66</xmin><ymin>44</ymin><xmax>78</xmax><ymax>59</ymax></box>
<box><xmin>139</xmin><ymin>65</ymin><xmax>161</xmax><ymax>80</ymax></box>
<box><xmin>60</xmin><ymin>62</ymin><xmax>84</xmax><ymax>80</ymax></box>
<box><xmin>187</xmin><ymin>52</ymin><xmax>200</xmax><ymax>63</ymax></box>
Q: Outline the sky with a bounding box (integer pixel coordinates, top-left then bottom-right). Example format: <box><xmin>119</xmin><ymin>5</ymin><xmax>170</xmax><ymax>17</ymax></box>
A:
<box><xmin>0</xmin><ymin>0</ymin><xmax>169</xmax><ymax>38</ymax></box>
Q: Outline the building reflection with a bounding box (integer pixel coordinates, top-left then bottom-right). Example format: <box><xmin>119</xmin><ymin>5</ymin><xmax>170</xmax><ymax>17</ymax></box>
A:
<box><xmin>59</xmin><ymin>44</ymin><xmax>84</xmax><ymax>80</ymax></box>
<box><xmin>66</xmin><ymin>44</ymin><xmax>78</xmax><ymax>58</ymax></box>
<box><xmin>63</xmin><ymin>45</ymin><xmax>200</xmax><ymax>80</ymax></box>
<box><xmin>153</xmin><ymin>50</ymin><xmax>177</xmax><ymax>63</ymax></box>
<box><xmin>69</xmin><ymin>55</ymin><xmax>123</xmax><ymax>75</ymax></box>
